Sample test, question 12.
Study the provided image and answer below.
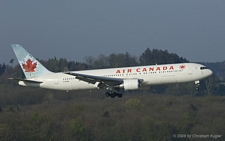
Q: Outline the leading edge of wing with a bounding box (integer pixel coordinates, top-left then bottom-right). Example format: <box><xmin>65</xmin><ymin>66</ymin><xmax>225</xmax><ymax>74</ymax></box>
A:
<box><xmin>64</xmin><ymin>72</ymin><xmax>123</xmax><ymax>86</ymax></box>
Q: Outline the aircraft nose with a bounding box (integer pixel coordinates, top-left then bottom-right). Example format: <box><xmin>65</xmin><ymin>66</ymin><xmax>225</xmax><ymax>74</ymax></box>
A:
<box><xmin>208</xmin><ymin>69</ymin><xmax>213</xmax><ymax>76</ymax></box>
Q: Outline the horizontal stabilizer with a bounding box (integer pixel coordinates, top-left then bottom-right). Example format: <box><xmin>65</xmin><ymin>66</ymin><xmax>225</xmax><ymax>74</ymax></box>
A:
<box><xmin>8</xmin><ymin>78</ymin><xmax>43</xmax><ymax>83</ymax></box>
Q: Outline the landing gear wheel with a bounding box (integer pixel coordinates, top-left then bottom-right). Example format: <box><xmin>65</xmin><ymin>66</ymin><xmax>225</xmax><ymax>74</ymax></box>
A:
<box><xmin>195</xmin><ymin>87</ymin><xmax>199</xmax><ymax>91</ymax></box>
<box><xmin>117</xmin><ymin>93</ymin><xmax>123</xmax><ymax>98</ymax></box>
<box><xmin>110</xmin><ymin>94</ymin><xmax>116</xmax><ymax>98</ymax></box>
<box><xmin>105</xmin><ymin>91</ymin><xmax>123</xmax><ymax>98</ymax></box>
<box><xmin>105</xmin><ymin>92</ymin><xmax>110</xmax><ymax>97</ymax></box>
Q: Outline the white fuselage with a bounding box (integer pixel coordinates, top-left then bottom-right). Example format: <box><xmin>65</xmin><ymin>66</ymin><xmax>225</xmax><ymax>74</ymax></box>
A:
<box><xmin>19</xmin><ymin>63</ymin><xmax>212</xmax><ymax>91</ymax></box>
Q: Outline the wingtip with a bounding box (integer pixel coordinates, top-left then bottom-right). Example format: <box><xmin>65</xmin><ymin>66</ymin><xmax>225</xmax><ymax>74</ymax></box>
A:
<box><xmin>11</xmin><ymin>44</ymin><xmax>21</xmax><ymax>47</ymax></box>
<box><xmin>11</xmin><ymin>44</ymin><xmax>23</xmax><ymax>51</ymax></box>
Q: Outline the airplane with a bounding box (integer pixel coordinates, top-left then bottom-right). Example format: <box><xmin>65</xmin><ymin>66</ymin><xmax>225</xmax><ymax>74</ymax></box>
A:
<box><xmin>10</xmin><ymin>44</ymin><xmax>213</xmax><ymax>98</ymax></box>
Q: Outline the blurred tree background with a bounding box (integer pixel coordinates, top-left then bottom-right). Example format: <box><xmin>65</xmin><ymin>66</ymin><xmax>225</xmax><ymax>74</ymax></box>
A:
<box><xmin>0</xmin><ymin>48</ymin><xmax>225</xmax><ymax>140</ymax></box>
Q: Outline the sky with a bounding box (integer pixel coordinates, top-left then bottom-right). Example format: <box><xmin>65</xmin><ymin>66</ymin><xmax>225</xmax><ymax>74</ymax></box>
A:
<box><xmin>1</xmin><ymin>0</ymin><xmax>225</xmax><ymax>65</ymax></box>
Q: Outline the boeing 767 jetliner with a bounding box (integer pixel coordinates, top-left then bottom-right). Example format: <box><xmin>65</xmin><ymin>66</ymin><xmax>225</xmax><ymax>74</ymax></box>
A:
<box><xmin>10</xmin><ymin>44</ymin><xmax>212</xmax><ymax>98</ymax></box>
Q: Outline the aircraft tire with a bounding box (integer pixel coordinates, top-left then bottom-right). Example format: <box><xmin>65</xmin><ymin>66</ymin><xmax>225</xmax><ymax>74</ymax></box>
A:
<box><xmin>110</xmin><ymin>92</ymin><xmax>118</xmax><ymax>98</ymax></box>
<box><xmin>196</xmin><ymin>87</ymin><xmax>199</xmax><ymax>91</ymax></box>
<box><xmin>110</xmin><ymin>95</ymin><xmax>116</xmax><ymax>98</ymax></box>
<box><xmin>117</xmin><ymin>93</ymin><xmax>123</xmax><ymax>98</ymax></box>
<box><xmin>105</xmin><ymin>92</ymin><xmax>110</xmax><ymax>97</ymax></box>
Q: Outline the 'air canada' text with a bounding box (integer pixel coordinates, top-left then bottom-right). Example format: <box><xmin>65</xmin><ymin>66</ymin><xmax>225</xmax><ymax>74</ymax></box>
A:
<box><xmin>116</xmin><ymin>66</ymin><xmax>177</xmax><ymax>74</ymax></box>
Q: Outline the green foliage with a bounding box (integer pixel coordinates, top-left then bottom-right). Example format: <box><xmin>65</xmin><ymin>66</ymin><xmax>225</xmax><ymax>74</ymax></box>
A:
<box><xmin>29</xmin><ymin>112</ymin><xmax>53</xmax><ymax>140</ymax></box>
<box><xmin>203</xmin><ymin>95</ymin><xmax>225</xmax><ymax>103</ymax></box>
<box><xmin>85</xmin><ymin>52</ymin><xmax>138</xmax><ymax>69</ymax></box>
<box><xmin>140</xmin><ymin>116</ymin><xmax>171</xmax><ymax>141</ymax></box>
<box><xmin>102</xmin><ymin>111</ymin><xmax>110</xmax><ymax>117</ymax></box>
<box><xmin>31</xmin><ymin>112</ymin><xmax>44</xmax><ymax>126</ymax></box>
<box><xmin>0</xmin><ymin>112</ymin><xmax>54</xmax><ymax>140</ymax></box>
<box><xmin>0</xmin><ymin>93</ymin><xmax>224</xmax><ymax>140</ymax></box>
<box><xmin>178</xmin><ymin>112</ymin><xmax>196</xmax><ymax>133</ymax></box>
<box><xmin>70</xmin><ymin>117</ymin><xmax>86</xmax><ymax>141</ymax></box>
<box><xmin>125</xmin><ymin>98</ymin><xmax>144</xmax><ymax>110</ymax></box>
<box><xmin>0</xmin><ymin>63</ymin><xmax>6</xmax><ymax>75</ymax></box>
<box><xmin>39</xmin><ymin>57</ymin><xmax>88</xmax><ymax>72</ymax></box>
<box><xmin>139</xmin><ymin>48</ymin><xmax>189</xmax><ymax>65</ymax></box>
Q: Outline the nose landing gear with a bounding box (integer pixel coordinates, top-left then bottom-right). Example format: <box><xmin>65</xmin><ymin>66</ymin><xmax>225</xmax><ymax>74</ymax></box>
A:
<box><xmin>195</xmin><ymin>80</ymin><xmax>200</xmax><ymax>91</ymax></box>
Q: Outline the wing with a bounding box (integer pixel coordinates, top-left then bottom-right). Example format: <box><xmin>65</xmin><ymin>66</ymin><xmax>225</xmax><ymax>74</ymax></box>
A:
<box><xmin>65</xmin><ymin>72</ymin><xmax>123</xmax><ymax>89</ymax></box>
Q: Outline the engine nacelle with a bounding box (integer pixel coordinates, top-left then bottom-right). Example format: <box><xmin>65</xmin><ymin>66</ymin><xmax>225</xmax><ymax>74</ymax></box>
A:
<box><xmin>121</xmin><ymin>79</ymin><xmax>141</xmax><ymax>90</ymax></box>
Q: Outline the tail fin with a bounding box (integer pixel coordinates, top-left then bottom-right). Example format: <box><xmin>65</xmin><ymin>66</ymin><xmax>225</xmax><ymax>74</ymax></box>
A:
<box><xmin>11</xmin><ymin>44</ymin><xmax>51</xmax><ymax>79</ymax></box>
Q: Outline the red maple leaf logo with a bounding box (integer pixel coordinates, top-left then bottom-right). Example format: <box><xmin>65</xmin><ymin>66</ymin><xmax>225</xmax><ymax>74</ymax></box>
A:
<box><xmin>22</xmin><ymin>59</ymin><xmax>37</xmax><ymax>72</ymax></box>
<box><xmin>179</xmin><ymin>65</ymin><xmax>186</xmax><ymax>69</ymax></box>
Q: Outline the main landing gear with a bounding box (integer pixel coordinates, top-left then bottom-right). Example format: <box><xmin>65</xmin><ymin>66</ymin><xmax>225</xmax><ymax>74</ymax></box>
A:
<box><xmin>195</xmin><ymin>80</ymin><xmax>200</xmax><ymax>91</ymax></box>
<box><xmin>105</xmin><ymin>92</ymin><xmax>123</xmax><ymax>98</ymax></box>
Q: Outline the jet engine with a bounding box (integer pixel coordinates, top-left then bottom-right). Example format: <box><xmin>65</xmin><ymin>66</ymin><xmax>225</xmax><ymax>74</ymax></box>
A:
<box><xmin>120</xmin><ymin>79</ymin><xmax>141</xmax><ymax>90</ymax></box>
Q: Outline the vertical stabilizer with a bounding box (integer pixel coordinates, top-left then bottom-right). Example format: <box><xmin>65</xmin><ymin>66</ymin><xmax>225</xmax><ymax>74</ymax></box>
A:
<box><xmin>11</xmin><ymin>44</ymin><xmax>51</xmax><ymax>79</ymax></box>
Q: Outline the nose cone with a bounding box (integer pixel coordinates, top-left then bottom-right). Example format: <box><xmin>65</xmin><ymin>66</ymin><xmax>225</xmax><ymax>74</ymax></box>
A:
<box><xmin>208</xmin><ymin>69</ymin><xmax>213</xmax><ymax>76</ymax></box>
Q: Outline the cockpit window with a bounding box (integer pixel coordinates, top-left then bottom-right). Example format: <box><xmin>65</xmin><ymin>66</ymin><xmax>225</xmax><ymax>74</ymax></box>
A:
<box><xmin>200</xmin><ymin>67</ymin><xmax>208</xmax><ymax>70</ymax></box>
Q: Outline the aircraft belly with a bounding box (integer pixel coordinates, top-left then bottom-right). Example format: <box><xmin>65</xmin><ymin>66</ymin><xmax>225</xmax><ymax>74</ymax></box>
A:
<box><xmin>74</xmin><ymin>81</ymin><xmax>97</xmax><ymax>90</ymax></box>
<box><xmin>39</xmin><ymin>79</ymin><xmax>70</xmax><ymax>91</ymax></box>
<box><xmin>40</xmin><ymin>81</ymin><xmax>55</xmax><ymax>89</ymax></box>
<box><xmin>160</xmin><ymin>75</ymin><xmax>177</xmax><ymax>84</ymax></box>
<box><xmin>79</xmin><ymin>81</ymin><xmax>97</xmax><ymax>89</ymax></box>
<box><xmin>146</xmin><ymin>73</ymin><xmax>191</xmax><ymax>85</ymax></box>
